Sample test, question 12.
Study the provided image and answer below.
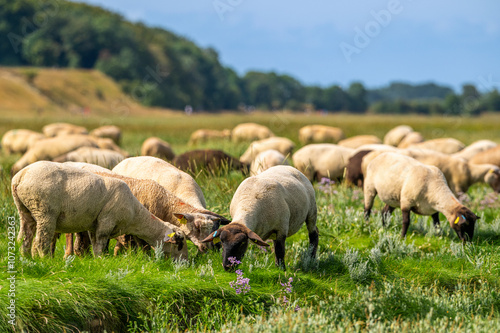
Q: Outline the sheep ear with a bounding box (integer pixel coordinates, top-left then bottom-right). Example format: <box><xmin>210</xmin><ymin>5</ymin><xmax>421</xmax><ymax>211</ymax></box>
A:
<box><xmin>247</xmin><ymin>231</ymin><xmax>270</xmax><ymax>247</ymax></box>
<box><xmin>455</xmin><ymin>214</ymin><xmax>468</xmax><ymax>226</ymax></box>
<box><xmin>201</xmin><ymin>229</ymin><xmax>221</xmax><ymax>243</ymax></box>
<box><xmin>173</xmin><ymin>213</ymin><xmax>194</xmax><ymax>225</ymax></box>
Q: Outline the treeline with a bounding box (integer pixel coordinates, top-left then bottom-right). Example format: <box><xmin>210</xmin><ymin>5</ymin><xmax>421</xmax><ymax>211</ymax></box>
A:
<box><xmin>1</xmin><ymin>0</ymin><xmax>499</xmax><ymax>114</ymax></box>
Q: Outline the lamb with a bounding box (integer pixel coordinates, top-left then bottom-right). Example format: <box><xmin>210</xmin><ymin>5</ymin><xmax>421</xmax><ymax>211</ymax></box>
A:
<box><xmin>12</xmin><ymin>161</ymin><xmax>186</xmax><ymax>258</ymax></box>
<box><xmin>239</xmin><ymin>137</ymin><xmax>295</xmax><ymax>165</ymax></box>
<box><xmin>363</xmin><ymin>152</ymin><xmax>479</xmax><ymax>241</ymax></box>
<box><xmin>90</xmin><ymin>125</ymin><xmax>122</xmax><ymax>145</ymax></box>
<box><xmin>141</xmin><ymin>137</ymin><xmax>175</xmax><ymax>161</ymax></box>
<box><xmin>173</xmin><ymin>149</ymin><xmax>246</xmax><ymax>175</ymax></box>
<box><xmin>231</xmin><ymin>123</ymin><xmax>275</xmax><ymax>142</ymax></box>
<box><xmin>292</xmin><ymin>144</ymin><xmax>354</xmax><ymax>181</ymax></box>
<box><xmin>469</xmin><ymin>146</ymin><xmax>500</xmax><ymax>166</ymax></box>
<box><xmin>202</xmin><ymin>166</ymin><xmax>318</xmax><ymax>270</ymax></box>
<box><xmin>397</xmin><ymin>132</ymin><xmax>424</xmax><ymax>148</ymax></box>
<box><xmin>11</xmin><ymin>134</ymin><xmax>99</xmax><ymax>175</ymax></box>
<box><xmin>42</xmin><ymin>122</ymin><xmax>88</xmax><ymax>137</ymax></box>
<box><xmin>250</xmin><ymin>149</ymin><xmax>289</xmax><ymax>176</ymax></box>
<box><xmin>113</xmin><ymin>156</ymin><xmax>206</xmax><ymax>209</ymax></box>
<box><xmin>453</xmin><ymin>140</ymin><xmax>498</xmax><ymax>161</ymax></box>
<box><xmin>383</xmin><ymin>125</ymin><xmax>413</xmax><ymax>146</ymax></box>
<box><xmin>407</xmin><ymin>138</ymin><xmax>465</xmax><ymax>154</ymax></box>
<box><xmin>53</xmin><ymin>147</ymin><xmax>126</xmax><ymax>169</ymax></box>
<box><xmin>1</xmin><ymin>129</ymin><xmax>45</xmax><ymax>155</ymax></box>
<box><xmin>188</xmin><ymin>129</ymin><xmax>231</xmax><ymax>145</ymax></box>
<box><xmin>298</xmin><ymin>125</ymin><xmax>345</xmax><ymax>145</ymax></box>
<box><xmin>337</xmin><ymin>135</ymin><xmax>381</xmax><ymax>149</ymax></box>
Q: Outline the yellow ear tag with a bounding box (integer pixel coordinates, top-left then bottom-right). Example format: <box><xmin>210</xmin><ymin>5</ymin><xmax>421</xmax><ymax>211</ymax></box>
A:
<box><xmin>213</xmin><ymin>237</ymin><xmax>221</xmax><ymax>244</ymax></box>
<box><xmin>454</xmin><ymin>216</ymin><xmax>460</xmax><ymax>224</ymax></box>
<box><xmin>488</xmin><ymin>169</ymin><xmax>495</xmax><ymax>174</ymax></box>
<box><xmin>178</xmin><ymin>217</ymin><xmax>187</xmax><ymax>224</ymax></box>
<box><xmin>168</xmin><ymin>232</ymin><xmax>175</xmax><ymax>238</ymax></box>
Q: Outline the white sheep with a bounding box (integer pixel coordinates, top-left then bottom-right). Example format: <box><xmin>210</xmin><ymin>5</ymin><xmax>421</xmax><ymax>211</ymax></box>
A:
<box><xmin>292</xmin><ymin>144</ymin><xmax>354</xmax><ymax>181</ymax></box>
<box><xmin>337</xmin><ymin>135</ymin><xmax>381</xmax><ymax>149</ymax></box>
<box><xmin>90</xmin><ymin>125</ymin><xmax>122</xmax><ymax>145</ymax></box>
<box><xmin>469</xmin><ymin>145</ymin><xmax>500</xmax><ymax>166</ymax></box>
<box><xmin>1</xmin><ymin>129</ymin><xmax>45</xmax><ymax>155</ymax></box>
<box><xmin>13</xmin><ymin>161</ymin><xmax>186</xmax><ymax>258</ymax></box>
<box><xmin>452</xmin><ymin>140</ymin><xmax>498</xmax><ymax>161</ymax></box>
<box><xmin>407</xmin><ymin>138</ymin><xmax>465</xmax><ymax>154</ymax></box>
<box><xmin>239</xmin><ymin>137</ymin><xmax>295</xmax><ymax>165</ymax></box>
<box><xmin>202</xmin><ymin>165</ymin><xmax>318</xmax><ymax>270</ymax></box>
<box><xmin>298</xmin><ymin>125</ymin><xmax>345</xmax><ymax>145</ymax></box>
<box><xmin>53</xmin><ymin>147</ymin><xmax>126</xmax><ymax>169</ymax></box>
<box><xmin>250</xmin><ymin>149</ymin><xmax>289</xmax><ymax>176</ymax></box>
<box><xmin>397</xmin><ymin>132</ymin><xmax>424</xmax><ymax>148</ymax></box>
<box><xmin>383</xmin><ymin>125</ymin><xmax>413</xmax><ymax>146</ymax></box>
<box><xmin>231</xmin><ymin>123</ymin><xmax>275</xmax><ymax>143</ymax></box>
<box><xmin>93</xmin><ymin>137</ymin><xmax>130</xmax><ymax>157</ymax></box>
<box><xmin>112</xmin><ymin>156</ymin><xmax>206</xmax><ymax>209</ymax></box>
<box><xmin>141</xmin><ymin>137</ymin><xmax>176</xmax><ymax>161</ymax></box>
<box><xmin>363</xmin><ymin>152</ymin><xmax>479</xmax><ymax>241</ymax></box>
<box><xmin>188</xmin><ymin>129</ymin><xmax>231</xmax><ymax>145</ymax></box>
<box><xmin>42</xmin><ymin>123</ymin><xmax>88</xmax><ymax>137</ymax></box>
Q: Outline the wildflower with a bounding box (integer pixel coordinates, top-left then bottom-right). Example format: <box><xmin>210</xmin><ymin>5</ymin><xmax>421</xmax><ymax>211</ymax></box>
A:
<box><xmin>228</xmin><ymin>256</ymin><xmax>241</xmax><ymax>265</ymax></box>
<box><xmin>294</xmin><ymin>305</ymin><xmax>301</xmax><ymax>312</ymax></box>
<box><xmin>280</xmin><ymin>277</ymin><xmax>293</xmax><ymax>294</ymax></box>
<box><xmin>229</xmin><ymin>268</ymin><xmax>251</xmax><ymax>295</ymax></box>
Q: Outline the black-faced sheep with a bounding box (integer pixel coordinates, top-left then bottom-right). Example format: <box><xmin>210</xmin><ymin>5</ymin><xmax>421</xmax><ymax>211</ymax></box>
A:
<box><xmin>363</xmin><ymin>152</ymin><xmax>479</xmax><ymax>241</ymax></box>
<box><xmin>202</xmin><ymin>166</ymin><xmax>318</xmax><ymax>270</ymax></box>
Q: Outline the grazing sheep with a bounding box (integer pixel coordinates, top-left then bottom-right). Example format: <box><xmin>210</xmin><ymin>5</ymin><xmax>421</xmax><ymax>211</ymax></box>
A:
<box><xmin>345</xmin><ymin>150</ymin><xmax>374</xmax><ymax>187</ymax></box>
<box><xmin>90</xmin><ymin>125</ymin><xmax>122</xmax><ymax>145</ymax></box>
<box><xmin>239</xmin><ymin>137</ymin><xmax>295</xmax><ymax>164</ymax></box>
<box><xmin>173</xmin><ymin>149</ymin><xmax>246</xmax><ymax>174</ymax></box>
<box><xmin>337</xmin><ymin>135</ymin><xmax>381</xmax><ymax>149</ymax></box>
<box><xmin>202</xmin><ymin>166</ymin><xmax>318</xmax><ymax>270</ymax></box>
<box><xmin>1</xmin><ymin>129</ymin><xmax>45</xmax><ymax>155</ymax></box>
<box><xmin>453</xmin><ymin>140</ymin><xmax>498</xmax><ymax>161</ymax></box>
<box><xmin>188</xmin><ymin>129</ymin><xmax>231</xmax><ymax>145</ymax></box>
<box><xmin>12</xmin><ymin>161</ymin><xmax>186</xmax><ymax>258</ymax></box>
<box><xmin>383</xmin><ymin>125</ymin><xmax>413</xmax><ymax>146</ymax></box>
<box><xmin>363</xmin><ymin>152</ymin><xmax>479</xmax><ymax>241</ymax></box>
<box><xmin>11</xmin><ymin>134</ymin><xmax>99</xmax><ymax>175</ymax></box>
<box><xmin>469</xmin><ymin>146</ymin><xmax>500</xmax><ymax>166</ymax></box>
<box><xmin>141</xmin><ymin>137</ymin><xmax>175</xmax><ymax>161</ymax></box>
<box><xmin>250</xmin><ymin>149</ymin><xmax>289</xmax><ymax>176</ymax></box>
<box><xmin>113</xmin><ymin>156</ymin><xmax>206</xmax><ymax>209</ymax></box>
<box><xmin>93</xmin><ymin>137</ymin><xmax>130</xmax><ymax>157</ymax></box>
<box><xmin>292</xmin><ymin>144</ymin><xmax>354</xmax><ymax>181</ymax></box>
<box><xmin>397</xmin><ymin>132</ymin><xmax>424</xmax><ymax>148</ymax></box>
<box><xmin>298</xmin><ymin>125</ymin><xmax>345</xmax><ymax>145</ymax></box>
<box><xmin>407</xmin><ymin>138</ymin><xmax>465</xmax><ymax>154</ymax></box>
<box><xmin>42</xmin><ymin>123</ymin><xmax>88</xmax><ymax>137</ymax></box>
<box><xmin>53</xmin><ymin>147</ymin><xmax>126</xmax><ymax>169</ymax></box>
<box><xmin>63</xmin><ymin>161</ymin><xmax>115</xmax><ymax>174</ymax></box>
<box><xmin>231</xmin><ymin>123</ymin><xmax>274</xmax><ymax>143</ymax></box>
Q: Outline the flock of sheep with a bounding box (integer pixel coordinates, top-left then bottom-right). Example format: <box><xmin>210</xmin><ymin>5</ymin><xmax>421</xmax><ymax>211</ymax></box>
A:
<box><xmin>4</xmin><ymin>122</ymin><xmax>500</xmax><ymax>270</ymax></box>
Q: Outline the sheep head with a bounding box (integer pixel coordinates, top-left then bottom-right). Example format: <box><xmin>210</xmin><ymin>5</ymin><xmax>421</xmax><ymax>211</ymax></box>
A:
<box><xmin>201</xmin><ymin>223</ymin><xmax>269</xmax><ymax>271</ymax></box>
<box><xmin>173</xmin><ymin>213</ymin><xmax>230</xmax><ymax>252</ymax></box>
<box><xmin>162</xmin><ymin>230</ymin><xmax>188</xmax><ymax>260</ymax></box>
<box><xmin>450</xmin><ymin>207</ymin><xmax>479</xmax><ymax>242</ymax></box>
<box><xmin>485</xmin><ymin>168</ymin><xmax>500</xmax><ymax>193</ymax></box>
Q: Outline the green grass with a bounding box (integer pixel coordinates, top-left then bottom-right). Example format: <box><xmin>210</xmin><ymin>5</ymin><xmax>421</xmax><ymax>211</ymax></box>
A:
<box><xmin>1</xmin><ymin>112</ymin><xmax>500</xmax><ymax>332</ymax></box>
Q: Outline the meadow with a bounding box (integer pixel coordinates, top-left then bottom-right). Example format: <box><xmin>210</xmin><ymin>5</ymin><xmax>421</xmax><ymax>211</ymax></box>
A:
<box><xmin>1</xmin><ymin>112</ymin><xmax>500</xmax><ymax>332</ymax></box>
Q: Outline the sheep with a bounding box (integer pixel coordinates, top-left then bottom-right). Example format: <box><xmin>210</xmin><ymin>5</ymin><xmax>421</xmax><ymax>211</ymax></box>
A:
<box><xmin>337</xmin><ymin>135</ymin><xmax>381</xmax><ymax>149</ymax></box>
<box><xmin>42</xmin><ymin>122</ymin><xmax>88</xmax><ymax>137</ymax></box>
<box><xmin>292</xmin><ymin>144</ymin><xmax>354</xmax><ymax>182</ymax></box>
<box><xmin>112</xmin><ymin>156</ymin><xmax>206</xmax><ymax>209</ymax></box>
<box><xmin>453</xmin><ymin>140</ymin><xmax>498</xmax><ymax>161</ymax></box>
<box><xmin>469</xmin><ymin>146</ymin><xmax>500</xmax><ymax>166</ymax></box>
<box><xmin>63</xmin><ymin>161</ymin><xmax>115</xmax><ymax>174</ymax></box>
<box><xmin>141</xmin><ymin>137</ymin><xmax>175</xmax><ymax>161</ymax></box>
<box><xmin>345</xmin><ymin>150</ymin><xmax>374</xmax><ymax>187</ymax></box>
<box><xmin>231</xmin><ymin>123</ymin><xmax>275</xmax><ymax>143</ymax></box>
<box><xmin>12</xmin><ymin>161</ymin><xmax>186</xmax><ymax>258</ymax></box>
<box><xmin>173</xmin><ymin>149</ymin><xmax>246</xmax><ymax>175</ymax></box>
<box><xmin>90</xmin><ymin>125</ymin><xmax>122</xmax><ymax>145</ymax></box>
<box><xmin>350</xmin><ymin>144</ymin><xmax>399</xmax><ymax>157</ymax></box>
<box><xmin>11</xmin><ymin>134</ymin><xmax>99</xmax><ymax>175</ymax></box>
<box><xmin>1</xmin><ymin>129</ymin><xmax>45</xmax><ymax>155</ymax></box>
<box><xmin>363</xmin><ymin>152</ymin><xmax>479</xmax><ymax>241</ymax></box>
<box><xmin>93</xmin><ymin>137</ymin><xmax>130</xmax><ymax>157</ymax></box>
<box><xmin>383</xmin><ymin>125</ymin><xmax>413</xmax><ymax>146</ymax></box>
<box><xmin>407</xmin><ymin>138</ymin><xmax>465</xmax><ymax>154</ymax></box>
<box><xmin>239</xmin><ymin>137</ymin><xmax>295</xmax><ymax>165</ymax></box>
<box><xmin>397</xmin><ymin>132</ymin><xmax>424</xmax><ymax>148</ymax></box>
<box><xmin>298</xmin><ymin>125</ymin><xmax>345</xmax><ymax>145</ymax></box>
<box><xmin>188</xmin><ymin>129</ymin><xmax>231</xmax><ymax>145</ymax></box>
<box><xmin>53</xmin><ymin>147</ymin><xmax>126</xmax><ymax>169</ymax></box>
<box><xmin>250</xmin><ymin>149</ymin><xmax>289</xmax><ymax>176</ymax></box>
<box><xmin>202</xmin><ymin>165</ymin><xmax>318</xmax><ymax>270</ymax></box>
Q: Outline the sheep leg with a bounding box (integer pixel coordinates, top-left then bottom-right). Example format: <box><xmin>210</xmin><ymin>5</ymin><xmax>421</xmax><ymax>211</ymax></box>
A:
<box><xmin>64</xmin><ymin>233</ymin><xmax>74</xmax><ymax>258</ymax></box>
<box><xmin>51</xmin><ymin>233</ymin><xmax>60</xmax><ymax>256</ymax></box>
<box><xmin>306</xmin><ymin>208</ymin><xmax>319</xmax><ymax>259</ymax></box>
<box><xmin>74</xmin><ymin>232</ymin><xmax>91</xmax><ymax>256</ymax></box>
<box><xmin>401</xmin><ymin>209</ymin><xmax>411</xmax><ymax>238</ymax></box>
<box><xmin>31</xmin><ymin>216</ymin><xmax>57</xmax><ymax>258</ymax></box>
<box><xmin>381</xmin><ymin>204</ymin><xmax>395</xmax><ymax>226</ymax></box>
<box><xmin>273</xmin><ymin>236</ymin><xmax>287</xmax><ymax>270</ymax></box>
<box><xmin>18</xmin><ymin>211</ymin><xmax>36</xmax><ymax>257</ymax></box>
<box><xmin>363</xmin><ymin>185</ymin><xmax>376</xmax><ymax>221</ymax></box>
<box><xmin>431</xmin><ymin>212</ymin><xmax>441</xmax><ymax>228</ymax></box>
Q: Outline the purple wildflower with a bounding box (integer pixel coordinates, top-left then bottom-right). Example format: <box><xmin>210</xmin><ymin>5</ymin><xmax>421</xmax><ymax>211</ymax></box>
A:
<box><xmin>228</xmin><ymin>256</ymin><xmax>241</xmax><ymax>265</ymax></box>
<box><xmin>294</xmin><ymin>305</ymin><xmax>301</xmax><ymax>312</ymax></box>
<box><xmin>318</xmin><ymin>177</ymin><xmax>336</xmax><ymax>194</ymax></box>
<box><xmin>280</xmin><ymin>277</ymin><xmax>293</xmax><ymax>294</ymax></box>
<box><xmin>229</xmin><ymin>266</ymin><xmax>250</xmax><ymax>295</ymax></box>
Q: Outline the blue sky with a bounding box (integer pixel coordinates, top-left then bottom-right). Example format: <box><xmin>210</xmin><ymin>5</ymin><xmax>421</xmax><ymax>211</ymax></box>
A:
<box><xmin>74</xmin><ymin>0</ymin><xmax>500</xmax><ymax>92</ymax></box>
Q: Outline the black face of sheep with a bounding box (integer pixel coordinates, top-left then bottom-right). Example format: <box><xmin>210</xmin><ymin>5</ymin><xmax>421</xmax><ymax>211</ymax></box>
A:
<box><xmin>489</xmin><ymin>170</ymin><xmax>500</xmax><ymax>193</ymax></box>
<box><xmin>201</xmin><ymin>224</ymin><xmax>269</xmax><ymax>271</ymax></box>
<box><xmin>451</xmin><ymin>208</ymin><xmax>479</xmax><ymax>242</ymax></box>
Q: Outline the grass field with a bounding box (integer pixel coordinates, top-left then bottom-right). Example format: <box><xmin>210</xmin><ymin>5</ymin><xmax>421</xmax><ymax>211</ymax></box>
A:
<box><xmin>1</xmin><ymin>112</ymin><xmax>500</xmax><ymax>332</ymax></box>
